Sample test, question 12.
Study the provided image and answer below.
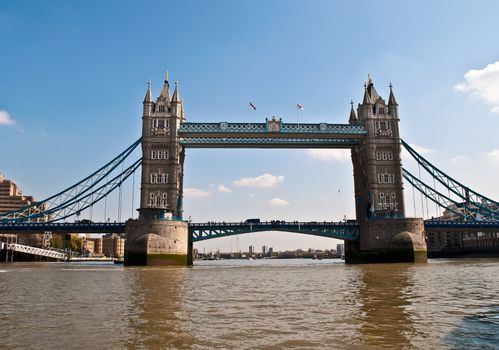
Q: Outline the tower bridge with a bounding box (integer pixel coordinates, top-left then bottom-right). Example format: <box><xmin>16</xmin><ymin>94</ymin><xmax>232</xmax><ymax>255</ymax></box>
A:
<box><xmin>1</xmin><ymin>72</ymin><xmax>498</xmax><ymax>265</ymax></box>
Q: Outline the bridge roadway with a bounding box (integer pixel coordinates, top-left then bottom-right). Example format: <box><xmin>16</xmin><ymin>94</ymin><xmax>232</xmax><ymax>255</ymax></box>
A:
<box><xmin>0</xmin><ymin>220</ymin><xmax>498</xmax><ymax>237</ymax></box>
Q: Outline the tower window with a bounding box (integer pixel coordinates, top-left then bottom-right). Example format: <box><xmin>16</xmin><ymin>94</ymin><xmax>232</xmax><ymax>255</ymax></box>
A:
<box><xmin>378</xmin><ymin>173</ymin><xmax>395</xmax><ymax>184</ymax></box>
<box><xmin>151</xmin><ymin>174</ymin><xmax>158</xmax><ymax>184</ymax></box>
<box><xmin>158</xmin><ymin>105</ymin><xmax>165</xmax><ymax>112</ymax></box>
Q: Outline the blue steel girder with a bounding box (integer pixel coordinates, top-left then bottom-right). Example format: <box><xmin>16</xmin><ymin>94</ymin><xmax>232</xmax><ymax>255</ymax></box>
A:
<box><xmin>180</xmin><ymin>137</ymin><xmax>359</xmax><ymax>148</ymax></box>
<box><xmin>189</xmin><ymin>221</ymin><xmax>359</xmax><ymax>242</ymax></box>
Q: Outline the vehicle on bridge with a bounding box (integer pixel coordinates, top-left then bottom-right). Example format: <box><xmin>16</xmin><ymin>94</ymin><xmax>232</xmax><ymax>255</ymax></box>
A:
<box><xmin>245</xmin><ymin>218</ymin><xmax>260</xmax><ymax>224</ymax></box>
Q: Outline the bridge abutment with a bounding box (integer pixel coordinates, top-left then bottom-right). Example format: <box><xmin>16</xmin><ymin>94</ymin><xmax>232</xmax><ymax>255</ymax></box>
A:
<box><xmin>124</xmin><ymin>219</ymin><xmax>191</xmax><ymax>266</ymax></box>
<box><xmin>345</xmin><ymin>218</ymin><xmax>427</xmax><ymax>263</ymax></box>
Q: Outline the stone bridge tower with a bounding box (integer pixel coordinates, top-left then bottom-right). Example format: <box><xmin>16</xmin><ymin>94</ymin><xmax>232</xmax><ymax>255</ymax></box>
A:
<box><xmin>139</xmin><ymin>73</ymin><xmax>185</xmax><ymax>220</ymax></box>
<box><xmin>124</xmin><ymin>72</ymin><xmax>189</xmax><ymax>266</ymax></box>
<box><xmin>347</xmin><ymin>77</ymin><xmax>427</xmax><ymax>263</ymax></box>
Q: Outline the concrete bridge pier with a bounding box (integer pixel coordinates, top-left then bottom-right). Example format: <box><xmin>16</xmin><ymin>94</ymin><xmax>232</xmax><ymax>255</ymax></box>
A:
<box><xmin>345</xmin><ymin>218</ymin><xmax>427</xmax><ymax>263</ymax></box>
<box><xmin>124</xmin><ymin>218</ymin><xmax>191</xmax><ymax>266</ymax></box>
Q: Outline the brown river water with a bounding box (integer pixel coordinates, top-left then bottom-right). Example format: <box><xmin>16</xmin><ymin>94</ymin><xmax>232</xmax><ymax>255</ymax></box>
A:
<box><xmin>0</xmin><ymin>259</ymin><xmax>498</xmax><ymax>349</ymax></box>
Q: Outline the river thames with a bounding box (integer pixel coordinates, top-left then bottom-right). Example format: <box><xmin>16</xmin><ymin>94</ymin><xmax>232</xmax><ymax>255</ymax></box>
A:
<box><xmin>0</xmin><ymin>259</ymin><xmax>498</xmax><ymax>349</ymax></box>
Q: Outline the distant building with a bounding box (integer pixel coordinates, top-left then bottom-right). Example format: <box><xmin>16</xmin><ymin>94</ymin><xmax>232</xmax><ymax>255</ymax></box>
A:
<box><xmin>102</xmin><ymin>233</ymin><xmax>125</xmax><ymax>258</ymax></box>
<box><xmin>0</xmin><ymin>174</ymin><xmax>48</xmax><ymax>248</ymax></box>
<box><xmin>262</xmin><ymin>245</ymin><xmax>267</xmax><ymax>255</ymax></box>
<box><xmin>249</xmin><ymin>245</ymin><xmax>254</xmax><ymax>255</ymax></box>
<box><xmin>94</xmin><ymin>238</ymin><xmax>103</xmax><ymax>255</ymax></box>
<box><xmin>84</xmin><ymin>239</ymin><xmax>95</xmax><ymax>256</ymax></box>
<box><xmin>0</xmin><ymin>174</ymin><xmax>47</xmax><ymax>221</ymax></box>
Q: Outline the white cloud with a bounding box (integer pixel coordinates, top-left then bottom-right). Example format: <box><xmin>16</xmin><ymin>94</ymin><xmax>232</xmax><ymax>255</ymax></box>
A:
<box><xmin>402</xmin><ymin>143</ymin><xmax>432</xmax><ymax>161</ymax></box>
<box><xmin>233</xmin><ymin>173</ymin><xmax>284</xmax><ymax>188</ymax></box>
<box><xmin>217</xmin><ymin>184</ymin><xmax>232</xmax><ymax>193</ymax></box>
<box><xmin>184</xmin><ymin>187</ymin><xmax>212</xmax><ymax>198</ymax></box>
<box><xmin>486</xmin><ymin>149</ymin><xmax>499</xmax><ymax>162</ymax></box>
<box><xmin>455</xmin><ymin>61</ymin><xmax>499</xmax><ymax>113</ymax></box>
<box><xmin>0</xmin><ymin>110</ymin><xmax>15</xmax><ymax>126</ymax></box>
<box><xmin>308</xmin><ymin>149</ymin><xmax>350</xmax><ymax>162</ymax></box>
<box><xmin>408</xmin><ymin>143</ymin><xmax>432</xmax><ymax>155</ymax></box>
<box><xmin>450</xmin><ymin>155</ymin><xmax>468</xmax><ymax>163</ymax></box>
<box><xmin>268</xmin><ymin>198</ymin><xmax>289</xmax><ymax>207</ymax></box>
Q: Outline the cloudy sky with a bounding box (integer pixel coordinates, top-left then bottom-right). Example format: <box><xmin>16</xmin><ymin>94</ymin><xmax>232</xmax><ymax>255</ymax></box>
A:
<box><xmin>1</xmin><ymin>1</ymin><xmax>499</xmax><ymax>252</ymax></box>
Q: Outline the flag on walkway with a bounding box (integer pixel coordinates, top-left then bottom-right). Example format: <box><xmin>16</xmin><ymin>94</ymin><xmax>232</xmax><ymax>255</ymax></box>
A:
<box><xmin>249</xmin><ymin>102</ymin><xmax>256</xmax><ymax>110</ymax></box>
<box><xmin>297</xmin><ymin>103</ymin><xmax>304</xmax><ymax>110</ymax></box>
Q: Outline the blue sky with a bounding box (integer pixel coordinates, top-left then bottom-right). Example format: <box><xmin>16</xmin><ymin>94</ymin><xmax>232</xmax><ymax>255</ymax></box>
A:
<box><xmin>1</xmin><ymin>1</ymin><xmax>499</xmax><ymax>252</ymax></box>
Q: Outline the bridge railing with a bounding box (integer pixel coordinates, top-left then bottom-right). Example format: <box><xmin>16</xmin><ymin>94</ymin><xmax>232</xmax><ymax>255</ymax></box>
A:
<box><xmin>7</xmin><ymin>243</ymin><xmax>68</xmax><ymax>260</ymax></box>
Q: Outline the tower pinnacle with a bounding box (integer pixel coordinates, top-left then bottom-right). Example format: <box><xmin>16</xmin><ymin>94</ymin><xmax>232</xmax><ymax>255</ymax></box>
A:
<box><xmin>362</xmin><ymin>83</ymin><xmax>372</xmax><ymax>104</ymax></box>
<box><xmin>143</xmin><ymin>80</ymin><xmax>153</xmax><ymax>103</ymax></box>
<box><xmin>158</xmin><ymin>70</ymin><xmax>171</xmax><ymax>102</ymax></box>
<box><xmin>349</xmin><ymin>100</ymin><xmax>357</xmax><ymax>123</ymax></box>
<box><xmin>388</xmin><ymin>83</ymin><xmax>398</xmax><ymax>106</ymax></box>
<box><xmin>172</xmin><ymin>80</ymin><xmax>180</xmax><ymax>102</ymax></box>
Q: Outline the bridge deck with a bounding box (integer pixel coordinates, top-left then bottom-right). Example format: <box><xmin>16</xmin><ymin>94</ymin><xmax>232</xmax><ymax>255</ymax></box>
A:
<box><xmin>1</xmin><ymin>220</ymin><xmax>497</xmax><ymax>236</ymax></box>
<box><xmin>423</xmin><ymin>220</ymin><xmax>499</xmax><ymax>232</ymax></box>
<box><xmin>0</xmin><ymin>222</ymin><xmax>126</xmax><ymax>234</ymax></box>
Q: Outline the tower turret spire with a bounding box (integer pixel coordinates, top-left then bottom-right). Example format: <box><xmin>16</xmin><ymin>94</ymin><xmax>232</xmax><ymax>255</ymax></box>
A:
<box><xmin>362</xmin><ymin>83</ymin><xmax>372</xmax><ymax>105</ymax></box>
<box><xmin>388</xmin><ymin>83</ymin><xmax>398</xmax><ymax>106</ymax></box>
<box><xmin>349</xmin><ymin>100</ymin><xmax>357</xmax><ymax>124</ymax></box>
<box><xmin>143</xmin><ymin>80</ymin><xmax>153</xmax><ymax>103</ymax></box>
<box><xmin>172</xmin><ymin>80</ymin><xmax>180</xmax><ymax>102</ymax></box>
<box><xmin>158</xmin><ymin>70</ymin><xmax>171</xmax><ymax>102</ymax></box>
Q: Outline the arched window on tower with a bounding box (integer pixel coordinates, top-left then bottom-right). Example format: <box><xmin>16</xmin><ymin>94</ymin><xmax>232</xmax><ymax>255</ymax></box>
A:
<box><xmin>149</xmin><ymin>193</ymin><xmax>156</xmax><ymax>207</ymax></box>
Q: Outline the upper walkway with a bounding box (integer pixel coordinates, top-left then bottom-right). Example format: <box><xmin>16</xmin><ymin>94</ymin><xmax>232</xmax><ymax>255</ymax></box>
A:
<box><xmin>178</xmin><ymin>121</ymin><xmax>367</xmax><ymax>148</ymax></box>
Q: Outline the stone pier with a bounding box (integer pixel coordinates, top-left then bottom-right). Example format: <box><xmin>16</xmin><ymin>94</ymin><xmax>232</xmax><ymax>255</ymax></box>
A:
<box><xmin>124</xmin><ymin>219</ymin><xmax>190</xmax><ymax>266</ymax></box>
<box><xmin>345</xmin><ymin>218</ymin><xmax>427</xmax><ymax>263</ymax></box>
